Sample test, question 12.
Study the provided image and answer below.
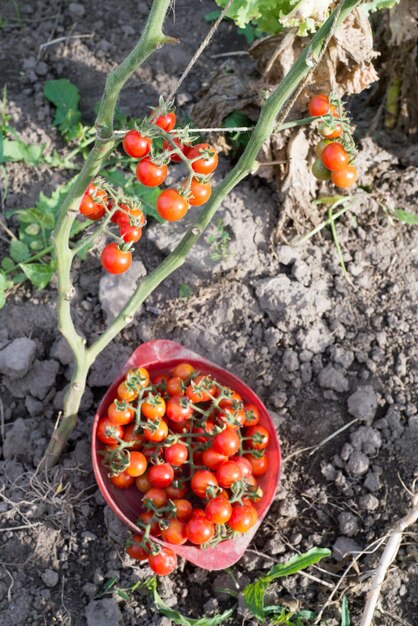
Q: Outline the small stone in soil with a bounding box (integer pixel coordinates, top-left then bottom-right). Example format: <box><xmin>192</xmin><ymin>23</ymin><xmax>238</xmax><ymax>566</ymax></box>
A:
<box><xmin>338</xmin><ymin>512</ymin><xmax>359</xmax><ymax>537</ymax></box>
<box><xmin>346</xmin><ymin>450</ymin><xmax>370</xmax><ymax>476</ymax></box>
<box><xmin>318</xmin><ymin>364</ymin><xmax>349</xmax><ymax>393</ymax></box>
<box><xmin>333</xmin><ymin>536</ymin><xmax>362</xmax><ymax>561</ymax></box>
<box><xmin>0</xmin><ymin>337</ymin><xmax>36</xmax><ymax>379</ymax></box>
<box><xmin>41</xmin><ymin>570</ymin><xmax>59</xmax><ymax>588</ymax></box>
<box><xmin>85</xmin><ymin>598</ymin><xmax>122</xmax><ymax>626</ymax></box>
<box><xmin>347</xmin><ymin>385</ymin><xmax>377</xmax><ymax>423</ymax></box>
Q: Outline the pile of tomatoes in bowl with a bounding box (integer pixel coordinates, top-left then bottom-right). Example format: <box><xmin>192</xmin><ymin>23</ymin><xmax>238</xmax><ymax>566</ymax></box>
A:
<box><xmin>94</xmin><ymin>360</ymin><xmax>276</xmax><ymax>576</ymax></box>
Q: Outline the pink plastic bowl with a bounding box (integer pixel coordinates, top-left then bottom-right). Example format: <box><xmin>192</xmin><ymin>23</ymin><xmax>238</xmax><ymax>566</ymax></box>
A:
<box><xmin>92</xmin><ymin>340</ymin><xmax>281</xmax><ymax>570</ymax></box>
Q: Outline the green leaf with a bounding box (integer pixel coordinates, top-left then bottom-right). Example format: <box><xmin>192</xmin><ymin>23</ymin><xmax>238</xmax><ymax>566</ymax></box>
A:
<box><xmin>341</xmin><ymin>596</ymin><xmax>350</xmax><ymax>626</ymax></box>
<box><xmin>204</xmin><ymin>10</ymin><xmax>221</xmax><ymax>21</ymax></box>
<box><xmin>146</xmin><ymin>578</ymin><xmax>234</xmax><ymax>626</ymax></box>
<box><xmin>10</xmin><ymin>239</ymin><xmax>30</xmax><ymax>262</ymax></box>
<box><xmin>0</xmin><ymin>272</ymin><xmax>6</xmax><ymax>308</ymax></box>
<box><xmin>116</xmin><ymin>590</ymin><xmax>130</xmax><ymax>601</ymax></box>
<box><xmin>244</xmin><ymin>548</ymin><xmax>331</xmax><ymax>622</ymax></box>
<box><xmin>25</xmin><ymin>223</ymin><xmax>41</xmax><ymax>236</ymax></box>
<box><xmin>395</xmin><ymin>208</ymin><xmax>418</xmax><ymax>225</ymax></box>
<box><xmin>19</xmin><ymin>262</ymin><xmax>54</xmax><ymax>289</ymax></box>
<box><xmin>1</xmin><ymin>257</ymin><xmax>14</xmax><ymax>272</ymax></box>
<box><xmin>44</xmin><ymin>79</ymin><xmax>82</xmax><ymax>140</ymax></box>
<box><xmin>178</xmin><ymin>284</ymin><xmax>193</xmax><ymax>299</ymax></box>
<box><xmin>0</xmin><ymin>136</ymin><xmax>44</xmax><ymax>165</ymax></box>
<box><xmin>361</xmin><ymin>0</ymin><xmax>400</xmax><ymax>15</ymax></box>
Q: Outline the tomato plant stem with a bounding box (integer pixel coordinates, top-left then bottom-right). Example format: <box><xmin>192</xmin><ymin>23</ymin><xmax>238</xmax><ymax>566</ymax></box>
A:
<box><xmin>42</xmin><ymin>0</ymin><xmax>363</xmax><ymax>470</ymax></box>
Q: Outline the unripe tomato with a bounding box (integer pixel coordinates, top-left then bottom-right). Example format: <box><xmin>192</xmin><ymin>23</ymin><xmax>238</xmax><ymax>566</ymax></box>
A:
<box><xmin>312</xmin><ymin>159</ymin><xmax>331</xmax><ymax>181</ymax></box>
<box><xmin>315</xmin><ymin>139</ymin><xmax>332</xmax><ymax>158</ymax></box>
<box><xmin>308</xmin><ymin>94</ymin><xmax>329</xmax><ymax>117</ymax></box>
<box><xmin>321</xmin><ymin>143</ymin><xmax>349</xmax><ymax>172</ymax></box>
<box><xmin>136</xmin><ymin>158</ymin><xmax>168</xmax><ymax>187</ymax></box>
<box><xmin>331</xmin><ymin>164</ymin><xmax>358</xmax><ymax>188</ymax></box>
<box><xmin>188</xmin><ymin>143</ymin><xmax>218</xmax><ymax>175</ymax></box>
<box><xmin>156</xmin><ymin>189</ymin><xmax>189</xmax><ymax>222</ymax></box>
<box><xmin>148</xmin><ymin>547</ymin><xmax>177</xmax><ymax>575</ymax></box>
<box><xmin>123</xmin><ymin>130</ymin><xmax>152</xmax><ymax>158</ymax></box>
<box><xmin>101</xmin><ymin>243</ymin><xmax>132</xmax><ymax>274</ymax></box>
<box><xmin>135</xmin><ymin>473</ymin><xmax>152</xmax><ymax>493</ymax></box>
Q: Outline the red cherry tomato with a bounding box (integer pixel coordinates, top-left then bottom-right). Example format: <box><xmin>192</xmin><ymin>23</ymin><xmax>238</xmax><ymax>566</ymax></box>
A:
<box><xmin>143</xmin><ymin>487</ymin><xmax>168</xmax><ymax>508</ymax></box>
<box><xmin>110</xmin><ymin>471</ymin><xmax>135</xmax><ymax>489</ymax></box>
<box><xmin>202</xmin><ymin>447</ymin><xmax>228</xmax><ymax>471</ymax></box>
<box><xmin>162</xmin><ymin>137</ymin><xmax>185</xmax><ymax>162</ymax></box>
<box><xmin>188</xmin><ymin>143</ymin><xmax>218</xmax><ymax>175</ymax></box>
<box><xmin>243</xmin><ymin>453</ymin><xmax>269</xmax><ymax>476</ymax></box>
<box><xmin>230</xmin><ymin>455</ymin><xmax>253</xmax><ymax>479</ymax></box>
<box><xmin>212</xmin><ymin>429</ymin><xmax>241</xmax><ymax>457</ymax></box>
<box><xmin>321</xmin><ymin>142</ymin><xmax>349</xmax><ymax>172</ymax></box>
<box><xmin>156</xmin><ymin>189</ymin><xmax>189</xmax><ymax>222</ymax></box>
<box><xmin>164</xmin><ymin>442</ymin><xmax>189</xmax><ymax>466</ymax></box>
<box><xmin>315</xmin><ymin>139</ymin><xmax>332</xmax><ymax>158</ymax></box>
<box><xmin>166</xmin><ymin>395</ymin><xmax>193</xmax><ymax>422</ymax></box>
<box><xmin>101</xmin><ymin>243</ymin><xmax>132</xmax><ymax>275</ymax></box>
<box><xmin>143</xmin><ymin>419</ymin><xmax>169</xmax><ymax>443</ymax></box>
<box><xmin>186</xmin><ymin>375</ymin><xmax>217</xmax><ymax>403</ymax></box>
<box><xmin>331</xmin><ymin>164</ymin><xmax>358</xmax><ymax>188</ymax></box>
<box><xmin>216</xmin><ymin>461</ymin><xmax>243</xmax><ymax>488</ymax></box>
<box><xmin>161</xmin><ymin>518</ymin><xmax>187</xmax><ymax>545</ymax></box>
<box><xmin>166</xmin><ymin>376</ymin><xmax>186</xmax><ymax>396</ymax></box>
<box><xmin>173</xmin><ymin>499</ymin><xmax>193</xmax><ymax>521</ymax></box>
<box><xmin>165</xmin><ymin>482</ymin><xmax>188</xmax><ymax>499</ymax></box>
<box><xmin>205</xmin><ymin>497</ymin><xmax>232</xmax><ymax>525</ymax></box>
<box><xmin>189</xmin><ymin>178</ymin><xmax>212</xmax><ymax>207</ymax></box>
<box><xmin>118</xmin><ymin>381</ymin><xmax>138</xmax><ymax>403</ymax></box>
<box><xmin>308</xmin><ymin>94</ymin><xmax>329</xmax><ymax>117</ymax></box>
<box><xmin>148</xmin><ymin>547</ymin><xmax>177</xmax><ymax>575</ymax></box>
<box><xmin>191</xmin><ymin>470</ymin><xmax>218</xmax><ymax>499</ymax></box>
<box><xmin>148</xmin><ymin>463</ymin><xmax>174</xmax><ymax>488</ymax></box>
<box><xmin>142</xmin><ymin>394</ymin><xmax>166</xmax><ymax>420</ymax></box>
<box><xmin>119</xmin><ymin>223</ymin><xmax>143</xmax><ymax>243</ymax></box>
<box><xmin>135</xmin><ymin>473</ymin><xmax>152</xmax><ymax>493</ymax></box>
<box><xmin>79</xmin><ymin>183</ymin><xmax>107</xmax><ymax>220</ymax></box>
<box><xmin>97</xmin><ymin>419</ymin><xmax>124</xmax><ymax>446</ymax></box>
<box><xmin>136</xmin><ymin>158</ymin><xmax>168</xmax><ymax>187</ymax></box>
<box><xmin>243</xmin><ymin>404</ymin><xmax>260</xmax><ymax>427</ymax></box>
<box><xmin>227</xmin><ymin>504</ymin><xmax>258</xmax><ymax>532</ymax></box>
<box><xmin>126</xmin><ymin>534</ymin><xmax>148</xmax><ymax>561</ymax></box>
<box><xmin>123</xmin><ymin>130</ymin><xmax>152</xmax><ymax>158</ymax></box>
<box><xmin>138</xmin><ymin>511</ymin><xmax>161</xmax><ymax>536</ymax></box>
<box><xmin>111</xmin><ymin>204</ymin><xmax>145</xmax><ymax>227</ymax></box>
<box><xmin>152</xmin><ymin>111</ymin><xmax>176</xmax><ymax>132</ymax></box>
<box><xmin>185</xmin><ymin>516</ymin><xmax>215</xmax><ymax>544</ymax></box>
<box><xmin>320</xmin><ymin>122</ymin><xmax>343</xmax><ymax>139</ymax></box>
<box><xmin>172</xmin><ymin>363</ymin><xmax>195</xmax><ymax>380</ymax></box>
<box><xmin>245</xmin><ymin>425</ymin><xmax>270</xmax><ymax>451</ymax></box>
<box><xmin>123</xmin><ymin>424</ymin><xmax>143</xmax><ymax>450</ymax></box>
<box><xmin>125</xmin><ymin>451</ymin><xmax>147</xmax><ymax>477</ymax></box>
<box><xmin>108</xmin><ymin>401</ymin><xmax>134</xmax><ymax>425</ymax></box>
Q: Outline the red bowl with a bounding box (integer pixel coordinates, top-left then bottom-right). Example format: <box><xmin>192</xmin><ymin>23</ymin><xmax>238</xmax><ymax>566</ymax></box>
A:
<box><xmin>92</xmin><ymin>340</ymin><xmax>281</xmax><ymax>570</ymax></box>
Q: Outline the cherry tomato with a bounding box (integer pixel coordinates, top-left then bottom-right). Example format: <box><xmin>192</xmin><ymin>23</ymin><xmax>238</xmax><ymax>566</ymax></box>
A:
<box><xmin>142</xmin><ymin>394</ymin><xmax>166</xmax><ymax>420</ymax></box>
<box><xmin>217</xmin><ymin>405</ymin><xmax>246</xmax><ymax>430</ymax></box>
<box><xmin>166</xmin><ymin>395</ymin><xmax>193</xmax><ymax>422</ymax></box>
<box><xmin>202</xmin><ymin>447</ymin><xmax>228</xmax><ymax>470</ymax></box>
<box><xmin>126</xmin><ymin>534</ymin><xmax>148</xmax><ymax>561</ymax></box>
<box><xmin>152</xmin><ymin>111</ymin><xmax>176</xmax><ymax>132</ymax></box>
<box><xmin>161</xmin><ymin>518</ymin><xmax>187</xmax><ymax>545</ymax></box>
<box><xmin>135</xmin><ymin>473</ymin><xmax>152</xmax><ymax>493</ymax></box>
<box><xmin>212</xmin><ymin>429</ymin><xmax>240</xmax><ymax>457</ymax></box>
<box><xmin>79</xmin><ymin>183</ymin><xmax>107</xmax><ymax>220</ymax></box>
<box><xmin>118</xmin><ymin>381</ymin><xmax>138</xmax><ymax>403</ymax></box>
<box><xmin>123</xmin><ymin>424</ymin><xmax>143</xmax><ymax>450</ymax></box>
<box><xmin>126</xmin><ymin>451</ymin><xmax>147</xmax><ymax>477</ymax></box>
<box><xmin>321</xmin><ymin>142</ymin><xmax>349</xmax><ymax>172</ymax></box>
<box><xmin>331</xmin><ymin>164</ymin><xmax>358</xmax><ymax>188</ymax></box>
<box><xmin>97</xmin><ymin>419</ymin><xmax>124</xmax><ymax>446</ymax></box>
<box><xmin>156</xmin><ymin>189</ymin><xmax>189</xmax><ymax>222</ymax></box>
<box><xmin>170</xmin><ymin>419</ymin><xmax>192</xmax><ymax>435</ymax></box>
<box><xmin>320</xmin><ymin>122</ymin><xmax>343</xmax><ymax>139</ymax></box>
<box><xmin>308</xmin><ymin>94</ymin><xmax>329</xmax><ymax>117</ymax></box>
<box><xmin>218</xmin><ymin>389</ymin><xmax>242</xmax><ymax>409</ymax></box>
<box><xmin>163</xmin><ymin>137</ymin><xmax>185</xmax><ymax>162</ymax></box>
<box><xmin>164</xmin><ymin>442</ymin><xmax>188</xmax><ymax>466</ymax></box>
<box><xmin>191</xmin><ymin>470</ymin><xmax>218</xmax><ymax>499</ymax></box>
<box><xmin>127</xmin><ymin>367</ymin><xmax>150</xmax><ymax>389</ymax></box>
<box><xmin>119</xmin><ymin>223</ymin><xmax>143</xmax><ymax>243</ymax></box>
<box><xmin>173</xmin><ymin>499</ymin><xmax>193</xmax><ymax>521</ymax></box>
<box><xmin>312</xmin><ymin>159</ymin><xmax>331</xmax><ymax>181</ymax></box>
<box><xmin>173</xmin><ymin>363</ymin><xmax>195</xmax><ymax>380</ymax></box>
<box><xmin>205</xmin><ymin>497</ymin><xmax>232</xmax><ymax>525</ymax></box>
<box><xmin>189</xmin><ymin>178</ymin><xmax>212</xmax><ymax>207</ymax></box>
<box><xmin>243</xmin><ymin>404</ymin><xmax>260</xmax><ymax>427</ymax></box>
<box><xmin>185</xmin><ymin>516</ymin><xmax>215</xmax><ymax>545</ymax></box>
<box><xmin>152</xmin><ymin>374</ymin><xmax>169</xmax><ymax>393</ymax></box>
<box><xmin>230</xmin><ymin>455</ymin><xmax>253</xmax><ymax>479</ymax></box>
<box><xmin>245</xmin><ymin>425</ymin><xmax>270</xmax><ymax>451</ymax></box>
<box><xmin>188</xmin><ymin>143</ymin><xmax>218</xmax><ymax>175</ymax></box>
<box><xmin>143</xmin><ymin>487</ymin><xmax>168</xmax><ymax>508</ymax></box>
<box><xmin>315</xmin><ymin>139</ymin><xmax>331</xmax><ymax>158</ymax></box>
<box><xmin>149</xmin><ymin>463</ymin><xmax>174</xmax><ymax>488</ymax></box>
<box><xmin>138</xmin><ymin>511</ymin><xmax>161</xmax><ymax>536</ymax></box>
<box><xmin>101</xmin><ymin>243</ymin><xmax>132</xmax><ymax>274</ymax></box>
<box><xmin>148</xmin><ymin>547</ymin><xmax>177</xmax><ymax>576</ymax></box>
<box><xmin>110</xmin><ymin>471</ymin><xmax>135</xmax><ymax>489</ymax></box>
<box><xmin>216</xmin><ymin>461</ymin><xmax>243</xmax><ymax>488</ymax></box>
<box><xmin>186</xmin><ymin>375</ymin><xmax>217</xmax><ymax>403</ymax></box>
<box><xmin>111</xmin><ymin>203</ymin><xmax>145</xmax><ymax>227</ymax></box>
<box><xmin>166</xmin><ymin>376</ymin><xmax>186</xmax><ymax>396</ymax></box>
<box><xmin>244</xmin><ymin>453</ymin><xmax>269</xmax><ymax>476</ymax></box>
<box><xmin>143</xmin><ymin>419</ymin><xmax>168</xmax><ymax>443</ymax></box>
<box><xmin>165</xmin><ymin>482</ymin><xmax>188</xmax><ymax>499</ymax></box>
<box><xmin>136</xmin><ymin>158</ymin><xmax>168</xmax><ymax>187</ymax></box>
<box><xmin>108</xmin><ymin>401</ymin><xmax>134</xmax><ymax>425</ymax></box>
<box><xmin>193</xmin><ymin>421</ymin><xmax>215</xmax><ymax>443</ymax></box>
<box><xmin>227</xmin><ymin>504</ymin><xmax>258</xmax><ymax>533</ymax></box>
<box><xmin>123</xmin><ymin>130</ymin><xmax>152</xmax><ymax>158</ymax></box>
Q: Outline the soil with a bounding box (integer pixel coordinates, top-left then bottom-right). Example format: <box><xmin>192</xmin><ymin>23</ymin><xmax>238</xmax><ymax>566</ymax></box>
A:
<box><xmin>1</xmin><ymin>2</ymin><xmax>418</xmax><ymax>626</ymax></box>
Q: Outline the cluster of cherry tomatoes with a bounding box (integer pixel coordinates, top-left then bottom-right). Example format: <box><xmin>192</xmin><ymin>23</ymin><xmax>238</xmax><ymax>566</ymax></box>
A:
<box><xmin>96</xmin><ymin>362</ymin><xmax>270</xmax><ymax>576</ymax></box>
<box><xmin>78</xmin><ymin>104</ymin><xmax>219</xmax><ymax>275</ymax></box>
<box><xmin>308</xmin><ymin>94</ymin><xmax>358</xmax><ymax>189</ymax></box>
